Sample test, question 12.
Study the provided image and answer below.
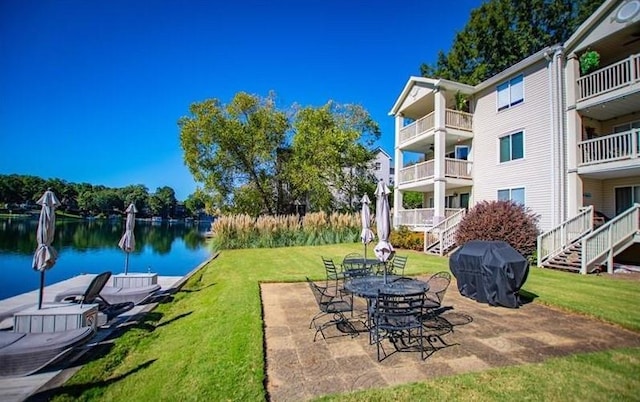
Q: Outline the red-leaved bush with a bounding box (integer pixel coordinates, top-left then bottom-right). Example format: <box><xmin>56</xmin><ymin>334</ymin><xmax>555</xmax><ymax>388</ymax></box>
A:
<box><xmin>455</xmin><ymin>200</ymin><xmax>540</xmax><ymax>258</ymax></box>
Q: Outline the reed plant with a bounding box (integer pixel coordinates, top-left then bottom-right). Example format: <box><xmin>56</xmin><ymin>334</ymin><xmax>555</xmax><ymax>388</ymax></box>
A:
<box><xmin>210</xmin><ymin>211</ymin><xmax>361</xmax><ymax>249</ymax></box>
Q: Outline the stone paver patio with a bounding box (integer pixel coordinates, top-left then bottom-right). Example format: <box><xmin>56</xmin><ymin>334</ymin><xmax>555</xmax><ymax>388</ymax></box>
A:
<box><xmin>261</xmin><ymin>276</ymin><xmax>640</xmax><ymax>401</ymax></box>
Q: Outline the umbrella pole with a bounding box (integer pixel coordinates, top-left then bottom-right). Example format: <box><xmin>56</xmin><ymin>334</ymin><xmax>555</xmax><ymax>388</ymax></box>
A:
<box><xmin>124</xmin><ymin>253</ymin><xmax>129</xmax><ymax>275</ymax></box>
<box><xmin>38</xmin><ymin>271</ymin><xmax>44</xmax><ymax>309</ymax></box>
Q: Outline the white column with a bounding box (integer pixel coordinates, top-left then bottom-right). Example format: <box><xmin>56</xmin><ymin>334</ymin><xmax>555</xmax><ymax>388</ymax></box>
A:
<box><xmin>393</xmin><ymin>113</ymin><xmax>404</xmax><ymax>228</ymax></box>
<box><xmin>433</xmin><ymin>87</ymin><xmax>446</xmax><ymax>224</ymax></box>
<box><xmin>565</xmin><ymin>53</ymin><xmax>583</xmax><ymax>218</ymax></box>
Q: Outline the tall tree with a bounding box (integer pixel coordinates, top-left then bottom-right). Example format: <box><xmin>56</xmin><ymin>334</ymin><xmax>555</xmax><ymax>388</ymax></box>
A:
<box><xmin>285</xmin><ymin>102</ymin><xmax>380</xmax><ymax>212</ymax></box>
<box><xmin>179</xmin><ymin>93</ymin><xmax>380</xmax><ymax>216</ymax></box>
<box><xmin>179</xmin><ymin>92</ymin><xmax>289</xmax><ymax>216</ymax></box>
<box><xmin>420</xmin><ymin>0</ymin><xmax>605</xmax><ymax>85</ymax></box>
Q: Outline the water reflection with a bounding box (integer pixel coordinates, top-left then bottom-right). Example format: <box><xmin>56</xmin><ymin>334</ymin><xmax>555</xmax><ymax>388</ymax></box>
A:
<box><xmin>0</xmin><ymin>217</ymin><xmax>212</xmax><ymax>300</ymax></box>
<box><xmin>0</xmin><ymin>217</ymin><xmax>208</xmax><ymax>255</ymax></box>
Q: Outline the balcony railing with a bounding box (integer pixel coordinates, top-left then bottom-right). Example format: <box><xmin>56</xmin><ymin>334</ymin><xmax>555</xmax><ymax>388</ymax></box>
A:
<box><xmin>396</xmin><ymin>208</ymin><xmax>462</xmax><ymax>228</ymax></box>
<box><xmin>578</xmin><ymin>129</ymin><xmax>640</xmax><ymax>166</ymax></box>
<box><xmin>399</xmin><ymin>109</ymin><xmax>473</xmax><ymax>145</ymax></box>
<box><xmin>398</xmin><ymin>158</ymin><xmax>472</xmax><ymax>185</ymax></box>
<box><xmin>577</xmin><ymin>53</ymin><xmax>640</xmax><ymax>101</ymax></box>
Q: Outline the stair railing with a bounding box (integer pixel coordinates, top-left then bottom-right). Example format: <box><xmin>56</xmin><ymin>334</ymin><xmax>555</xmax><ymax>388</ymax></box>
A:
<box><xmin>424</xmin><ymin>209</ymin><xmax>466</xmax><ymax>255</ymax></box>
<box><xmin>581</xmin><ymin>204</ymin><xmax>640</xmax><ymax>274</ymax></box>
<box><xmin>537</xmin><ymin>206</ymin><xmax>593</xmax><ymax>267</ymax></box>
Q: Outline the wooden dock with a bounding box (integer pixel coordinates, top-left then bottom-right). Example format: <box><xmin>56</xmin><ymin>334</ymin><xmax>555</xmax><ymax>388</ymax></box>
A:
<box><xmin>0</xmin><ymin>273</ymin><xmax>184</xmax><ymax>402</ymax></box>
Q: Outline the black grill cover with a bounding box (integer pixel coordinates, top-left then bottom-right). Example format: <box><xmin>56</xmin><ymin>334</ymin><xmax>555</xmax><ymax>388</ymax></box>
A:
<box><xmin>449</xmin><ymin>240</ymin><xmax>529</xmax><ymax>308</ymax></box>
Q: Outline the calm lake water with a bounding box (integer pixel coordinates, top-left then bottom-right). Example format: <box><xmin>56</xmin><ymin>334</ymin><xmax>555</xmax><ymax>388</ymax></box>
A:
<box><xmin>0</xmin><ymin>217</ymin><xmax>213</xmax><ymax>300</ymax></box>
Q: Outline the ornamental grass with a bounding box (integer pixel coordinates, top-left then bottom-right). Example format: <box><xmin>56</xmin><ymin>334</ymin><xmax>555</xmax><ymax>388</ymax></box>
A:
<box><xmin>210</xmin><ymin>211</ymin><xmax>362</xmax><ymax>249</ymax></box>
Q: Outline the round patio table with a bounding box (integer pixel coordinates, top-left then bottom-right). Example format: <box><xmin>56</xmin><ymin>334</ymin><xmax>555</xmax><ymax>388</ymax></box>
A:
<box><xmin>344</xmin><ymin>275</ymin><xmax>429</xmax><ymax>342</ymax></box>
<box><xmin>345</xmin><ymin>275</ymin><xmax>429</xmax><ymax>298</ymax></box>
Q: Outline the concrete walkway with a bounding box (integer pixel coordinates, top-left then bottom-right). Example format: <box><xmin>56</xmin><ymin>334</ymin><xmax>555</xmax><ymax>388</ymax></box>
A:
<box><xmin>262</xmin><ymin>276</ymin><xmax>640</xmax><ymax>401</ymax></box>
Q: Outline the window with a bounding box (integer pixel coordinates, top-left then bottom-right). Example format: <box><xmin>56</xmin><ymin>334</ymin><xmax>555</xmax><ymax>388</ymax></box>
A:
<box><xmin>455</xmin><ymin>145</ymin><xmax>469</xmax><ymax>160</ymax></box>
<box><xmin>498</xmin><ymin>187</ymin><xmax>525</xmax><ymax>205</ymax></box>
<box><xmin>497</xmin><ymin>74</ymin><xmax>524</xmax><ymax>111</ymax></box>
<box><xmin>374</xmin><ymin>162</ymin><xmax>381</xmax><ymax>171</ymax></box>
<box><xmin>499</xmin><ymin>131</ymin><xmax>524</xmax><ymax>163</ymax></box>
<box><xmin>613</xmin><ymin>120</ymin><xmax>640</xmax><ymax>133</ymax></box>
<box><xmin>615</xmin><ymin>185</ymin><xmax>640</xmax><ymax>215</ymax></box>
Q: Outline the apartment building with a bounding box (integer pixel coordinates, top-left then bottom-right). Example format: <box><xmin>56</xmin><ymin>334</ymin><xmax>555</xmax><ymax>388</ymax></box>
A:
<box><xmin>371</xmin><ymin>147</ymin><xmax>394</xmax><ymax>187</ymax></box>
<box><xmin>389</xmin><ymin>0</ymin><xmax>640</xmax><ymax>273</ymax></box>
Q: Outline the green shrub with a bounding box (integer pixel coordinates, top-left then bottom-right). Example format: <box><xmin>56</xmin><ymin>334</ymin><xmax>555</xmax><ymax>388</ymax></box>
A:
<box><xmin>455</xmin><ymin>200</ymin><xmax>540</xmax><ymax>258</ymax></box>
<box><xmin>390</xmin><ymin>226</ymin><xmax>424</xmax><ymax>251</ymax></box>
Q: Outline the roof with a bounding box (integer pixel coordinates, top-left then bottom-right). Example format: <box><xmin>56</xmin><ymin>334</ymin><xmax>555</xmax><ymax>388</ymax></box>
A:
<box><xmin>388</xmin><ymin>77</ymin><xmax>474</xmax><ymax>116</ymax></box>
<box><xmin>564</xmin><ymin>0</ymin><xmax>619</xmax><ymax>52</ymax></box>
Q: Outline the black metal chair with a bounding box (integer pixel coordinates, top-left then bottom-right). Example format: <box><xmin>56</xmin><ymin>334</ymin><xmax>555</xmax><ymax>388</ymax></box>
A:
<box><xmin>373</xmin><ymin>290</ymin><xmax>427</xmax><ymax>361</ymax></box>
<box><xmin>306</xmin><ymin>277</ymin><xmax>355</xmax><ymax>341</ymax></box>
<box><xmin>423</xmin><ymin>271</ymin><xmax>452</xmax><ymax>315</ymax></box>
<box><xmin>389</xmin><ymin>255</ymin><xmax>408</xmax><ymax>276</ymax></box>
<box><xmin>342</xmin><ymin>253</ymin><xmax>372</xmax><ymax>279</ymax></box>
<box><xmin>321</xmin><ymin>257</ymin><xmax>345</xmax><ymax>293</ymax></box>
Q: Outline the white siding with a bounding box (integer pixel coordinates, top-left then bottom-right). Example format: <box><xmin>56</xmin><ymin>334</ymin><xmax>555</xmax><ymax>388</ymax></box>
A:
<box><xmin>471</xmin><ymin>59</ymin><xmax>557</xmax><ymax>231</ymax></box>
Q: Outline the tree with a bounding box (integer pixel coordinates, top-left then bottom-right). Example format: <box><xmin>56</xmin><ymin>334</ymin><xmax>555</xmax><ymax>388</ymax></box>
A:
<box><xmin>285</xmin><ymin>102</ymin><xmax>380</xmax><ymax>212</ymax></box>
<box><xmin>120</xmin><ymin>184</ymin><xmax>149</xmax><ymax>212</ymax></box>
<box><xmin>179</xmin><ymin>93</ymin><xmax>381</xmax><ymax>216</ymax></box>
<box><xmin>184</xmin><ymin>190</ymin><xmax>206</xmax><ymax>217</ymax></box>
<box><xmin>420</xmin><ymin>0</ymin><xmax>605</xmax><ymax>85</ymax></box>
<box><xmin>179</xmin><ymin>92</ymin><xmax>289</xmax><ymax>216</ymax></box>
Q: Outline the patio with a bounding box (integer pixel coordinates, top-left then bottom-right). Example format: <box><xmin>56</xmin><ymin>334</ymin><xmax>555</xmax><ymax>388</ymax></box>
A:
<box><xmin>262</xmin><ymin>276</ymin><xmax>640</xmax><ymax>401</ymax></box>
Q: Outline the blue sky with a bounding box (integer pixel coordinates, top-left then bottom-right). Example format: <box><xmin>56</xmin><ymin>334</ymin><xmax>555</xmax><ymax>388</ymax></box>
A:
<box><xmin>0</xmin><ymin>0</ymin><xmax>482</xmax><ymax>200</ymax></box>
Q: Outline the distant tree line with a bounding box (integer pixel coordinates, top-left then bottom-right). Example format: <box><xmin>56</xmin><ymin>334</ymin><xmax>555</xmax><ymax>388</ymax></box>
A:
<box><xmin>0</xmin><ymin>174</ymin><xmax>206</xmax><ymax>218</ymax></box>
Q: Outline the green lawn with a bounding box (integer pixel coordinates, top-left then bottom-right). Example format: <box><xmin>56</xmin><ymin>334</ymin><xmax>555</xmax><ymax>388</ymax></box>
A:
<box><xmin>50</xmin><ymin>244</ymin><xmax>640</xmax><ymax>401</ymax></box>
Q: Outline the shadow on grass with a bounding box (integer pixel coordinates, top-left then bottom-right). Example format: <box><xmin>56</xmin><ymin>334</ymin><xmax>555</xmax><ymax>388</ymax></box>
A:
<box><xmin>131</xmin><ymin>311</ymin><xmax>193</xmax><ymax>333</ymax></box>
<box><xmin>519</xmin><ymin>289</ymin><xmax>538</xmax><ymax>304</ymax></box>
<box><xmin>179</xmin><ymin>283</ymin><xmax>215</xmax><ymax>293</ymax></box>
<box><xmin>27</xmin><ymin>359</ymin><xmax>157</xmax><ymax>401</ymax></box>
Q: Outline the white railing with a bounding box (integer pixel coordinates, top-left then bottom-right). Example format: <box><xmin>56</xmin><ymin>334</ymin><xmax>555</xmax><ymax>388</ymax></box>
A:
<box><xmin>581</xmin><ymin>204</ymin><xmax>640</xmax><ymax>274</ymax></box>
<box><xmin>445</xmin><ymin>109</ymin><xmax>473</xmax><ymax>131</ymax></box>
<box><xmin>399</xmin><ymin>112</ymin><xmax>434</xmax><ymax>144</ymax></box>
<box><xmin>424</xmin><ymin>209</ymin><xmax>466</xmax><ymax>255</ymax></box>
<box><xmin>578</xmin><ymin>129</ymin><xmax>640</xmax><ymax>166</ymax></box>
<box><xmin>399</xmin><ymin>159</ymin><xmax>473</xmax><ymax>185</ymax></box>
<box><xmin>396</xmin><ymin>208</ymin><xmax>461</xmax><ymax>228</ymax></box>
<box><xmin>537</xmin><ymin>206</ymin><xmax>593</xmax><ymax>266</ymax></box>
<box><xmin>399</xmin><ymin>160</ymin><xmax>434</xmax><ymax>184</ymax></box>
<box><xmin>577</xmin><ymin>53</ymin><xmax>640</xmax><ymax>101</ymax></box>
<box><xmin>396</xmin><ymin>208</ymin><xmax>435</xmax><ymax>227</ymax></box>
<box><xmin>399</xmin><ymin>109</ymin><xmax>473</xmax><ymax>146</ymax></box>
<box><xmin>444</xmin><ymin>158</ymin><xmax>473</xmax><ymax>178</ymax></box>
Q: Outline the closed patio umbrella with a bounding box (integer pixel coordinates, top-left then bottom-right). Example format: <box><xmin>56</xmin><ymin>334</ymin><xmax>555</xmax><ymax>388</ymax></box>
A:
<box><xmin>360</xmin><ymin>194</ymin><xmax>374</xmax><ymax>260</ymax></box>
<box><xmin>32</xmin><ymin>189</ymin><xmax>60</xmax><ymax>309</ymax></box>
<box><xmin>374</xmin><ymin>181</ymin><xmax>394</xmax><ymax>283</ymax></box>
<box><xmin>118</xmin><ymin>203</ymin><xmax>137</xmax><ymax>275</ymax></box>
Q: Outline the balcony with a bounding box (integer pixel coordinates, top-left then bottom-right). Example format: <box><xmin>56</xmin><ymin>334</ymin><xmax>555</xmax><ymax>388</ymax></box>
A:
<box><xmin>578</xmin><ymin>129</ymin><xmax>640</xmax><ymax>176</ymax></box>
<box><xmin>399</xmin><ymin>109</ymin><xmax>473</xmax><ymax>147</ymax></box>
<box><xmin>576</xmin><ymin>53</ymin><xmax>640</xmax><ymax>111</ymax></box>
<box><xmin>398</xmin><ymin>158</ymin><xmax>472</xmax><ymax>187</ymax></box>
<box><xmin>395</xmin><ymin>208</ymin><xmax>462</xmax><ymax>228</ymax></box>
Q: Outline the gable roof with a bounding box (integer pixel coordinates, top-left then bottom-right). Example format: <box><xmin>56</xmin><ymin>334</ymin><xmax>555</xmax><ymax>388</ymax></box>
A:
<box><xmin>564</xmin><ymin>0</ymin><xmax>620</xmax><ymax>52</ymax></box>
<box><xmin>388</xmin><ymin>77</ymin><xmax>474</xmax><ymax>116</ymax></box>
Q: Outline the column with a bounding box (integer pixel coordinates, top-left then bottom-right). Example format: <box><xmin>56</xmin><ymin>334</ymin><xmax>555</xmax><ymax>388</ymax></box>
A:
<box><xmin>393</xmin><ymin>113</ymin><xmax>404</xmax><ymax>228</ymax></box>
<box><xmin>565</xmin><ymin>53</ymin><xmax>583</xmax><ymax>218</ymax></box>
<box><xmin>433</xmin><ymin>87</ymin><xmax>447</xmax><ymax>225</ymax></box>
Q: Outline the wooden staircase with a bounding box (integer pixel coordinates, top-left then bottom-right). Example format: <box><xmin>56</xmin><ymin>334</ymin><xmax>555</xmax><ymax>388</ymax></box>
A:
<box><xmin>540</xmin><ymin>241</ymin><xmax>583</xmax><ymax>272</ymax></box>
<box><xmin>538</xmin><ymin>204</ymin><xmax>640</xmax><ymax>274</ymax></box>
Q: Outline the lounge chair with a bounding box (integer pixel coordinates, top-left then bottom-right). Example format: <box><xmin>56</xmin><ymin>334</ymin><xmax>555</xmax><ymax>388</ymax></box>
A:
<box><xmin>54</xmin><ymin>279</ymin><xmax>160</xmax><ymax>305</ymax></box>
<box><xmin>0</xmin><ymin>326</ymin><xmax>95</xmax><ymax>377</ymax></box>
<box><xmin>53</xmin><ymin>272</ymin><xmax>135</xmax><ymax>321</ymax></box>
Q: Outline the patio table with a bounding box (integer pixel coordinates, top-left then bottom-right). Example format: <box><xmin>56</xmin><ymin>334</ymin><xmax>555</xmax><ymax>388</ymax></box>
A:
<box><xmin>344</xmin><ymin>275</ymin><xmax>429</xmax><ymax>342</ymax></box>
